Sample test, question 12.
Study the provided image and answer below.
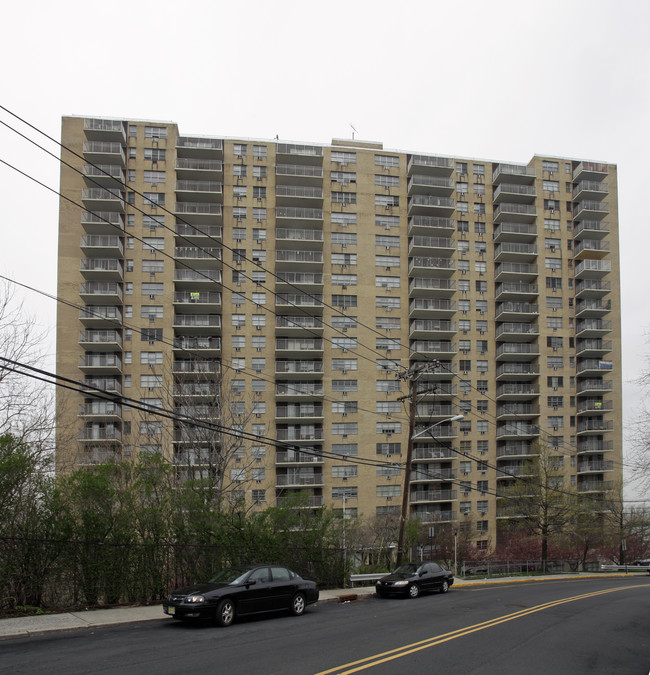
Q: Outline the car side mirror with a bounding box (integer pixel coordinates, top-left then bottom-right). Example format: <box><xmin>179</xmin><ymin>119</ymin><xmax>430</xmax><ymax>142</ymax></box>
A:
<box><xmin>419</xmin><ymin>570</ymin><xmax>426</xmax><ymax>577</ymax></box>
<box><xmin>247</xmin><ymin>579</ymin><xmax>257</xmax><ymax>586</ymax></box>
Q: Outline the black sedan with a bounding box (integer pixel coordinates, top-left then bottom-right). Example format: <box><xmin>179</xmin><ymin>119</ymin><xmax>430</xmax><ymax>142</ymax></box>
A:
<box><xmin>163</xmin><ymin>565</ymin><xmax>319</xmax><ymax>626</ymax></box>
<box><xmin>376</xmin><ymin>561</ymin><xmax>453</xmax><ymax>598</ymax></box>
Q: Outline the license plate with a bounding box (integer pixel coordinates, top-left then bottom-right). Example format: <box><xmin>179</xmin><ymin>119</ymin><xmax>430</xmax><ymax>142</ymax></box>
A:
<box><xmin>166</xmin><ymin>606</ymin><xmax>175</xmax><ymax>615</ymax></box>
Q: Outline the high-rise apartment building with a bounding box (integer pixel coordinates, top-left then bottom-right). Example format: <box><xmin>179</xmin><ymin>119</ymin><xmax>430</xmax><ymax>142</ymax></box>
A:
<box><xmin>56</xmin><ymin>116</ymin><xmax>622</xmax><ymax>548</ymax></box>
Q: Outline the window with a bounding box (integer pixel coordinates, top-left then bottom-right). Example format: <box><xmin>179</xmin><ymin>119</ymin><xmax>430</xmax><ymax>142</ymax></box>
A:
<box><xmin>333</xmin><ymin>337</ymin><xmax>358</xmax><ymax>350</ymax></box>
<box><xmin>332</xmin><ymin>232</ymin><xmax>357</xmax><ymax>245</ymax></box>
<box><xmin>140</xmin><ymin>351</ymin><xmax>163</xmax><ymax>365</ymax></box>
<box><xmin>233</xmin><ymin>164</ymin><xmax>247</xmax><ymax>178</ymax></box>
<box><xmin>231</xmin><ymin>380</ymin><xmax>245</xmax><ymax>393</ymax></box>
<box><xmin>376</xmin><ymin>338</ymin><xmax>400</xmax><ymax>351</ymax></box>
<box><xmin>252</xmin><ymin>292</ymin><xmax>266</xmax><ymax>305</ymax></box>
<box><xmin>477</xmin><ymin>380</ymin><xmax>488</xmax><ymax>394</ymax></box>
<box><xmin>543</xmin><ymin>160</ymin><xmax>559</xmax><ymax>173</ymax></box>
<box><xmin>474</xmin><ymin>183</ymin><xmax>486</xmax><ymax>196</ymax></box>
<box><xmin>331</xmin><ymin>151</ymin><xmax>357</xmax><ymax>164</ymax></box>
<box><xmin>252</xmin><ymin>335</ymin><xmax>265</xmax><ymax>350</ymax></box>
<box><xmin>333</xmin><ymin>212</ymin><xmax>358</xmax><ymax>226</ymax></box>
<box><xmin>332</xmin><ymin>401</ymin><xmax>358</xmax><ymax>414</ymax></box>
<box><xmin>332</xmin><ymin>379</ymin><xmax>358</xmax><ymax>392</ymax></box>
<box><xmin>332</xmin><ymin>422</ymin><xmax>358</xmax><ymax>435</ymax></box>
<box><xmin>144</xmin><ymin>126</ymin><xmax>167</xmax><ymax>138</ymax></box>
<box><xmin>376</xmin><ymin>485</ymin><xmax>401</xmax><ymax>498</ymax></box>
<box><xmin>548</xmin><ymin>416</ymin><xmax>564</xmax><ymax>428</ymax></box>
<box><xmin>458</xmin><ymin>240</ymin><xmax>469</xmax><ymax>254</ymax></box>
<box><xmin>331</xmin><ymin>253</ymin><xmax>357</xmax><ymax>266</ymax></box>
<box><xmin>457</xmin><ymin>220</ymin><xmax>469</xmax><ymax>234</ymax></box>
<box><xmin>332</xmin><ymin>358</ymin><xmax>358</xmax><ymax>371</ymax></box>
<box><xmin>460</xmin><ymin>359</ymin><xmax>471</xmax><ymax>372</ymax></box>
<box><xmin>332</xmin><ymin>294</ymin><xmax>357</xmax><ymax>308</ymax></box>
<box><xmin>547</xmin><ymin>316</ymin><xmax>563</xmax><ymax>329</ymax></box>
<box><xmin>546</xmin><ymin>297</ymin><xmax>563</xmax><ymax>310</ymax></box>
<box><xmin>376</xmin><ymin>235</ymin><xmax>400</xmax><ymax>248</ymax></box>
<box><xmin>332</xmin><ymin>315</ymin><xmax>357</xmax><ymax>329</ymax></box>
<box><xmin>333</xmin><ymin>274</ymin><xmax>358</xmax><ymax>287</ymax></box>
<box><xmin>253</xmin><ymin>144</ymin><xmax>267</xmax><ymax>158</ymax></box>
<box><xmin>548</xmin><ymin>376</ymin><xmax>564</xmax><ymax>388</ymax></box>
<box><xmin>477</xmin><ymin>420</ymin><xmax>489</xmax><ymax>434</ymax></box>
<box><xmin>332</xmin><ymin>191</ymin><xmax>357</xmax><ymax>205</ymax></box>
<box><xmin>251</xmin><ymin>357</ymin><xmax>266</xmax><ymax>372</ymax></box>
<box><xmin>548</xmin><ymin>396</ymin><xmax>563</xmax><ymax>408</ymax></box>
<box><xmin>475</xmin><ymin>242</ymin><xmax>487</xmax><ymax>255</ymax></box>
<box><xmin>474</xmin><ymin>221</ymin><xmax>486</xmax><ymax>235</ymax></box>
<box><xmin>376</xmin><ymin>379</ymin><xmax>401</xmax><ymax>392</ymax></box>
<box><xmin>477</xmin><ymin>360</ymin><xmax>488</xmax><ymax>373</ymax></box>
<box><xmin>460</xmin><ymin>461</ymin><xmax>472</xmax><ymax>474</ymax></box>
<box><xmin>475</xmin><ymin>280</ymin><xmax>487</xmax><ymax>294</ymax></box>
<box><xmin>375</xmin><ymin>255</ymin><xmax>400</xmax><ymax>268</ymax></box>
<box><xmin>375</xmin><ymin>277</ymin><xmax>401</xmax><ymax>291</ymax></box>
<box><xmin>459</xmin><ymin>319</ymin><xmax>471</xmax><ymax>332</ymax></box>
<box><xmin>233</xmin><ymin>206</ymin><xmax>247</xmax><ymax>220</ymax></box>
<box><xmin>458</xmin><ymin>260</ymin><xmax>470</xmax><ymax>273</ymax></box>
<box><xmin>143</xmin><ymin>149</ymin><xmax>166</xmax><ymax>163</ymax></box>
<box><xmin>375</xmin><ymin>195</ymin><xmax>399</xmax><ymax>207</ymax></box>
<box><xmin>475</xmin><ymin>261</ymin><xmax>487</xmax><ymax>274</ymax></box>
<box><xmin>544</xmin><ymin>199</ymin><xmax>560</xmax><ymax>211</ymax></box>
<box><xmin>253</xmin><ymin>208</ymin><xmax>267</xmax><ymax>222</ymax></box>
<box><xmin>375</xmin><ymin>154</ymin><xmax>399</xmax><ymax>168</ymax></box>
<box><xmin>333</xmin><ymin>487</ymin><xmax>358</xmax><ymax>500</ymax></box>
<box><xmin>544</xmin><ymin>218</ymin><xmax>561</xmax><ymax>232</ymax></box>
<box><xmin>456</xmin><ymin>162</ymin><xmax>468</xmax><ymax>174</ymax></box>
<box><xmin>547</xmin><ymin>336</ymin><xmax>563</xmax><ymax>349</ymax></box>
<box><xmin>253</xmin><ymin>165</ymin><xmax>267</xmax><ymax>179</ymax></box>
<box><xmin>252</xmin><ymin>186</ymin><xmax>266</xmax><ymax>200</ymax></box>
<box><xmin>456</xmin><ymin>182</ymin><xmax>468</xmax><ymax>195</ymax></box>
<box><xmin>142</xmin><ymin>237</ymin><xmax>165</xmax><ymax>252</ymax></box>
<box><xmin>143</xmin><ymin>192</ymin><xmax>165</xmax><ymax>206</ymax></box>
<box><xmin>141</xmin><ymin>305</ymin><xmax>163</xmax><ymax>319</ymax></box>
<box><xmin>546</xmin><ymin>277</ymin><xmax>562</xmax><ymax>290</ymax></box>
<box><xmin>375</xmin><ymin>174</ymin><xmax>399</xmax><ymax>188</ymax></box>
<box><xmin>140</xmin><ymin>374</ymin><xmax>162</xmax><ymax>388</ymax></box>
<box><xmin>332</xmin><ymin>465</ymin><xmax>358</xmax><ymax>478</ymax></box>
<box><xmin>547</xmin><ymin>356</ymin><xmax>563</xmax><ymax>369</ymax></box>
<box><xmin>458</xmin><ymin>280</ymin><xmax>470</xmax><ymax>294</ymax></box>
<box><xmin>474</xmin><ymin>203</ymin><xmax>486</xmax><ymax>216</ymax></box>
<box><xmin>233</xmin><ymin>143</ymin><xmax>247</xmax><ymax>158</ymax></box>
<box><xmin>457</xmin><ymin>201</ymin><xmax>468</xmax><ymax>213</ymax></box>
<box><xmin>375</xmin><ymin>214</ymin><xmax>399</xmax><ymax>229</ymax></box>
<box><xmin>543</xmin><ymin>180</ymin><xmax>560</xmax><ymax>192</ymax></box>
<box><xmin>231</xmin><ymin>357</ymin><xmax>245</xmax><ymax>370</ymax></box>
<box><xmin>476</xmin><ymin>300</ymin><xmax>488</xmax><ymax>314</ymax></box>
<box><xmin>459</xmin><ymin>339</ymin><xmax>471</xmax><ymax>352</ymax></box>
<box><xmin>233</xmin><ymin>186</ymin><xmax>247</xmax><ymax>201</ymax></box>
<box><xmin>477</xmin><ymin>400</ymin><xmax>488</xmax><ymax>413</ymax></box>
<box><xmin>232</xmin><ymin>314</ymin><xmax>246</xmax><ymax>327</ymax></box>
<box><xmin>476</xmin><ymin>320</ymin><xmax>488</xmax><ymax>333</ymax></box>
<box><xmin>476</xmin><ymin>340</ymin><xmax>488</xmax><ymax>352</ymax></box>
<box><xmin>376</xmin><ymin>296</ymin><xmax>400</xmax><ymax>309</ymax></box>
<box><xmin>545</xmin><ymin>257</ymin><xmax>561</xmax><ymax>270</ymax></box>
<box><xmin>376</xmin><ymin>401</ymin><xmax>401</xmax><ymax>414</ymax></box>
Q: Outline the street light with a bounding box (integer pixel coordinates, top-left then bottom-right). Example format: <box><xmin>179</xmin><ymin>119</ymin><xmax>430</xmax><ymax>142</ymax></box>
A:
<box><xmin>396</xmin><ymin>414</ymin><xmax>465</xmax><ymax>565</ymax></box>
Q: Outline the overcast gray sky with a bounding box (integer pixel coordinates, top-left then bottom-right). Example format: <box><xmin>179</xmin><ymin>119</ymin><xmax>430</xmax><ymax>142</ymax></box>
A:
<box><xmin>1</xmin><ymin>0</ymin><xmax>648</xmax><ymax>497</ymax></box>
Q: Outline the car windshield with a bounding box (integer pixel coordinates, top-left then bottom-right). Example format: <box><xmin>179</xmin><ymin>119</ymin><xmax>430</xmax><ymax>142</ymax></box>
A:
<box><xmin>208</xmin><ymin>568</ymin><xmax>251</xmax><ymax>585</ymax></box>
<box><xmin>392</xmin><ymin>563</ymin><xmax>419</xmax><ymax>575</ymax></box>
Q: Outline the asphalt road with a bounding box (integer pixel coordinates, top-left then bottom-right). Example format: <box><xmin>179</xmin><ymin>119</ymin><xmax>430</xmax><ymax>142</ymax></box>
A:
<box><xmin>2</xmin><ymin>577</ymin><xmax>649</xmax><ymax>675</ymax></box>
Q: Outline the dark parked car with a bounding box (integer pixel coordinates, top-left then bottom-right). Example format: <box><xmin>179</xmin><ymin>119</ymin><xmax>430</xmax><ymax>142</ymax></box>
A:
<box><xmin>163</xmin><ymin>565</ymin><xmax>319</xmax><ymax>626</ymax></box>
<box><xmin>376</xmin><ymin>562</ymin><xmax>453</xmax><ymax>598</ymax></box>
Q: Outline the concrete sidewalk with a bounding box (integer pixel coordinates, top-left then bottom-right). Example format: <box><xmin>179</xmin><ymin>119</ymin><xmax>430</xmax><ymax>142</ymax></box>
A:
<box><xmin>0</xmin><ymin>573</ymin><xmax>638</xmax><ymax>640</ymax></box>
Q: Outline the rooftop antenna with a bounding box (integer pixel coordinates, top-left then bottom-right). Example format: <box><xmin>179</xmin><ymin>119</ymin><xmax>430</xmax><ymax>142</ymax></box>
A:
<box><xmin>350</xmin><ymin>124</ymin><xmax>357</xmax><ymax>140</ymax></box>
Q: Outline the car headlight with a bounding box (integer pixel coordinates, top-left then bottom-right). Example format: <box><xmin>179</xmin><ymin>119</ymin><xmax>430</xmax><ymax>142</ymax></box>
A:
<box><xmin>393</xmin><ymin>580</ymin><xmax>409</xmax><ymax>586</ymax></box>
<box><xmin>185</xmin><ymin>595</ymin><xmax>206</xmax><ymax>603</ymax></box>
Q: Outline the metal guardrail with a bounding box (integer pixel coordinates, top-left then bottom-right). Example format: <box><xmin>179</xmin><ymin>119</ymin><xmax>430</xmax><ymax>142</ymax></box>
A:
<box><xmin>349</xmin><ymin>573</ymin><xmax>386</xmax><ymax>586</ymax></box>
<box><xmin>601</xmin><ymin>565</ymin><xmax>650</xmax><ymax>573</ymax></box>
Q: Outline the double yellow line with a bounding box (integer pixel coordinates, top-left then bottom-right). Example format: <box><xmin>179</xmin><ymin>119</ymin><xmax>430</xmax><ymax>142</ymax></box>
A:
<box><xmin>315</xmin><ymin>585</ymin><xmax>646</xmax><ymax>674</ymax></box>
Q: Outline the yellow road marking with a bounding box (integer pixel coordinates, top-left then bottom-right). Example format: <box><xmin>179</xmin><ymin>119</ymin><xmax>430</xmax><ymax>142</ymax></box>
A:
<box><xmin>315</xmin><ymin>585</ymin><xmax>647</xmax><ymax>675</ymax></box>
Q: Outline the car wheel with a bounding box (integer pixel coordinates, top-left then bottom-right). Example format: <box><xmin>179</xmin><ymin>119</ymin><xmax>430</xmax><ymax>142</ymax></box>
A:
<box><xmin>215</xmin><ymin>598</ymin><xmax>235</xmax><ymax>627</ymax></box>
<box><xmin>290</xmin><ymin>592</ymin><xmax>306</xmax><ymax>616</ymax></box>
<box><xmin>439</xmin><ymin>579</ymin><xmax>449</xmax><ymax>594</ymax></box>
<box><xmin>408</xmin><ymin>583</ymin><xmax>420</xmax><ymax>599</ymax></box>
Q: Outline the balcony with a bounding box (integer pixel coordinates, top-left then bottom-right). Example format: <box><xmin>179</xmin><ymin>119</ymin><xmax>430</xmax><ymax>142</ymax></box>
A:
<box><xmin>496</xmin><ymin>383</ymin><xmax>539</xmax><ymax>400</ymax></box>
<box><xmin>275</xmin><ymin>427</ymin><xmax>324</xmax><ymax>442</ymax></box>
<box><xmin>78</xmin><ymin>401</ymin><xmax>122</xmax><ymax>418</ymax></box>
<box><xmin>412</xmin><ymin>445</ymin><xmax>454</xmax><ymax>461</ymax></box>
<box><xmin>276</xmin><ymin>143</ymin><xmax>323</xmax><ymax>164</ymax></box>
<box><xmin>493</xmin><ymin>222</ymin><xmax>537</xmax><ymax>243</ymax></box>
<box><xmin>81</xmin><ymin>210</ymin><xmax>124</xmax><ymax>235</ymax></box>
<box><xmin>173</xmin><ymin>269</ymin><xmax>222</xmax><ymax>287</ymax></box>
<box><xmin>576</xmin><ymin>319</ymin><xmax>611</xmax><ymax>338</ymax></box>
<box><xmin>408</xmin><ymin>175</ymin><xmax>454</xmax><ymax>196</ymax></box>
<box><xmin>495</xmin><ymin>302</ymin><xmax>539</xmax><ymax>321</ymax></box>
<box><xmin>175</xmin><ymin>180</ymin><xmax>222</xmax><ymax>202</ymax></box>
<box><xmin>496</xmin><ymin>363</ymin><xmax>539</xmax><ymax>380</ymax></box>
<box><xmin>576</xmin><ymin>359</ymin><xmax>613</xmax><ymax>377</ymax></box>
<box><xmin>275</xmin><ymin>185</ymin><xmax>324</xmax><ymax>207</ymax></box>
<box><xmin>495</xmin><ymin>322</ymin><xmax>539</xmax><ymax>341</ymax></box>
<box><xmin>81</xmin><ymin>235</ymin><xmax>124</xmax><ymax>257</ymax></box>
<box><xmin>411</xmin><ymin>467</ymin><xmax>457</xmax><ymax>482</ymax></box>
<box><xmin>577</xmin><ymin>480</ymin><xmax>614</xmax><ymax>493</ymax></box>
<box><xmin>275</xmin><ymin>294</ymin><xmax>324</xmax><ymax>313</ymax></box>
<box><xmin>82</xmin><ymin>187</ymin><xmax>125</xmax><ymax>211</ymax></box>
<box><xmin>409</xmin><ymin>277</ymin><xmax>456</xmax><ymax>297</ymax></box>
<box><xmin>415</xmin><ymin>404</ymin><xmax>458</xmax><ymax>419</ymax></box>
<box><xmin>276</xmin><ymin>450</ymin><xmax>324</xmax><ymax>464</ymax></box>
<box><xmin>275</xmin><ymin>249</ymin><xmax>323</xmax><ymax>268</ymax></box>
<box><xmin>410</xmin><ymin>341</ymin><xmax>457</xmax><ymax>358</ymax></box>
<box><xmin>275</xmin><ymin>338</ymin><xmax>324</xmax><ymax>355</ymax></box>
<box><xmin>495</xmin><ymin>282</ymin><xmax>538</xmax><ymax>301</ymax></box>
<box><xmin>78</xmin><ymin>425</ymin><xmax>122</xmax><ymax>442</ymax></box>
<box><xmin>173</xmin><ymin>383</ymin><xmax>220</xmax><ymax>398</ymax></box>
<box><xmin>493</xmin><ymin>183</ymin><xmax>536</xmax><ymax>204</ymax></box>
<box><xmin>275</xmin><ymin>272</ymin><xmax>323</xmax><ymax>288</ymax></box>
<box><xmin>172</xmin><ymin>360</ymin><xmax>220</xmax><ymax>375</ymax></box>
<box><xmin>496</xmin><ymin>343</ymin><xmax>540</xmax><ymax>361</ymax></box>
<box><xmin>275</xmin><ymin>405</ymin><xmax>324</xmax><ymax>420</ymax></box>
<box><xmin>575</xmin><ymin>279</ymin><xmax>611</xmax><ymax>299</ymax></box>
<box><xmin>575</xmin><ymin>259</ymin><xmax>611</xmax><ymax>279</ymax></box>
<box><xmin>496</xmin><ymin>443</ymin><xmax>536</xmax><ymax>458</ymax></box>
<box><xmin>275</xmin><ymin>164</ymin><xmax>323</xmax><ymax>186</ymax></box>
<box><xmin>577</xmin><ymin>460</ymin><xmax>614</xmax><ymax>473</ymax></box>
<box><xmin>576</xmin><ymin>419</ymin><xmax>614</xmax><ymax>435</ymax></box>
<box><xmin>79</xmin><ymin>330</ymin><xmax>122</xmax><ymax>351</ymax></box>
<box><xmin>84</xmin><ymin>118</ymin><xmax>126</xmax><ymax>142</ymax></box>
<box><xmin>496</xmin><ymin>404</ymin><xmax>540</xmax><ymax>420</ymax></box>
<box><xmin>408</xmin><ymin>195</ymin><xmax>455</xmax><ymax>217</ymax></box>
<box><xmin>408</xmin><ymin>236</ymin><xmax>455</xmax><ymax>257</ymax></box>
<box><xmin>275</xmin><ymin>381</ymin><xmax>324</xmax><ymax>398</ymax></box>
<box><xmin>173</xmin><ymin>291</ymin><xmax>222</xmax><ymax>311</ymax></box>
<box><xmin>495</xmin><ymin>262</ymin><xmax>537</xmax><ymax>282</ymax></box>
<box><xmin>575</xmin><ymin>299</ymin><xmax>611</xmax><ymax>318</ymax></box>
<box><xmin>176</xmin><ymin>137</ymin><xmax>223</xmax><ymax>158</ymax></box>
<box><xmin>573</xmin><ymin>240</ymin><xmax>610</xmax><ymax>260</ymax></box>
<box><xmin>409</xmin><ymin>298</ymin><xmax>455</xmax><ymax>318</ymax></box>
<box><xmin>494</xmin><ymin>242</ymin><xmax>537</xmax><ymax>262</ymax></box>
<box><xmin>275</xmin><ymin>360</ymin><xmax>323</xmax><ymax>377</ymax></box>
<box><xmin>173</xmin><ymin>202</ymin><xmax>222</xmax><ymax>224</ymax></box>
<box><xmin>275</xmin><ymin>207</ymin><xmax>324</xmax><ymax>224</ymax></box>
<box><xmin>78</xmin><ymin>353</ymin><xmax>121</xmax><ymax>373</ymax></box>
<box><xmin>175</xmin><ymin>247</ymin><xmax>222</xmax><ymax>268</ymax></box>
<box><xmin>493</xmin><ymin>203</ymin><xmax>537</xmax><ymax>223</ymax></box>
<box><xmin>496</xmin><ymin>423</ymin><xmax>540</xmax><ymax>439</ymax></box>
<box><xmin>410</xmin><ymin>489</ymin><xmax>457</xmax><ymax>504</ymax></box>
<box><xmin>576</xmin><ymin>339</ymin><xmax>612</xmax><ymax>358</ymax></box>
<box><xmin>275</xmin><ymin>228</ymin><xmax>324</xmax><ymax>249</ymax></box>
<box><xmin>174</xmin><ymin>336</ymin><xmax>221</xmax><ymax>354</ymax></box>
<box><xmin>574</xmin><ymin>201</ymin><xmax>609</xmax><ymax>221</ymax></box>
<box><xmin>573</xmin><ymin>181</ymin><xmax>608</xmax><ymax>201</ymax></box>
<box><xmin>492</xmin><ymin>163</ymin><xmax>535</xmax><ymax>184</ymax></box>
<box><xmin>409</xmin><ymin>319</ymin><xmax>455</xmax><ymax>339</ymax></box>
<box><xmin>79</xmin><ymin>281</ymin><xmax>123</xmax><ymax>304</ymax></box>
<box><xmin>83</xmin><ymin>164</ymin><xmax>125</xmax><ymax>188</ymax></box>
<box><xmin>409</xmin><ymin>509</ymin><xmax>456</xmax><ymax>524</ymax></box>
<box><xmin>576</xmin><ymin>379</ymin><xmax>612</xmax><ymax>395</ymax></box>
<box><xmin>79</xmin><ymin>305</ymin><xmax>122</xmax><ymax>327</ymax></box>
<box><xmin>175</xmin><ymin>158</ymin><xmax>223</xmax><ymax>178</ymax></box>
<box><xmin>577</xmin><ymin>399</ymin><xmax>613</xmax><ymax>415</ymax></box>
<box><xmin>577</xmin><ymin>439</ymin><xmax>614</xmax><ymax>453</ymax></box>
<box><xmin>407</xmin><ymin>155</ymin><xmax>454</xmax><ymax>176</ymax></box>
<box><xmin>573</xmin><ymin>221</ymin><xmax>610</xmax><ymax>239</ymax></box>
<box><xmin>408</xmin><ymin>256</ymin><xmax>455</xmax><ymax>277</ymax></box>
<box><xmin>80</xmin><ymin>258</ymin><xmax>123</xmax><ymax>281</ymax></box>
<box><xmin>275</xmin><ymin>315</ymin><xmax>324</xmax><ymax>332</ymax></box>
<box><xmin>172</xmin><ymin>314</ymin><xmax>221</xmax><ymax>333</ymax></box>
<box><xmin>83</xmin><ymin>141</ymin><xmax>125</xmax><ymax>166</ymax></box>
<box><xmin>573</xmin><ymin>162</ymin><xmax>608</xmax><ymax>182</ymax></box>
<box><xmin>407</xmin><ymin>216</ymin><xmax>455</xmax><ymax>237</ymax></box>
